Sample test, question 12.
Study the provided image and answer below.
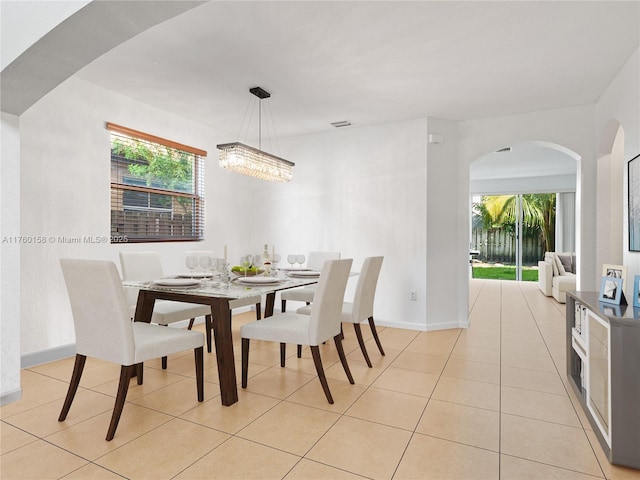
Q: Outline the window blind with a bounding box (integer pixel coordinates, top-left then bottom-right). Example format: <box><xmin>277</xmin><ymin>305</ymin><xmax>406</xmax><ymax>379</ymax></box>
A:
<box><xmin>108</xmin><ymin>123</ymin><xmax>206</xmax><ymax>243</ymax></box>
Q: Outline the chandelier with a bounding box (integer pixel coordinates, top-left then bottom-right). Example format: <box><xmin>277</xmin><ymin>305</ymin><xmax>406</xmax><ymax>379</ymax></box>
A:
<box><xmin>218</xmin><ymin>87</ymin><xmax>294</xmax><ymax>182</ymax></box>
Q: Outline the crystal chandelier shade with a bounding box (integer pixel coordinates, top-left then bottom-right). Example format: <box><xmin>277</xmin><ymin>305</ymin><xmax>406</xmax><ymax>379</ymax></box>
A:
<box><xmin>218</xmin><ymin>142</ymin><xmax>294</xmax><ymax>182</ymax></box>
<box><xmin>218</xmin><ymin>87</ymin><xmax>294</xmax><ymax>182</ymax></box>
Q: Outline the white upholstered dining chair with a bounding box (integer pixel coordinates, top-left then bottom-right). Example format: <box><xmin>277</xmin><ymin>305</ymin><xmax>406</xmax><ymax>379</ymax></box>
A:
<box><xmin>241</xmin><ymin>258</ymin><xmax>354</xmax><ymax>404</ymax></box>
<box><xmin>119</xmin><ymin>251</ymin><xmax>212</xmax><ymax>368</ymax></box>
<box><xmin>297</xmin><ymin>256</ymin><xmax>385</xmax><ymax>367</ymax></box>
<box><xmin>280</xmin><ymin>251</ymin><xmax>341</xmax><ymax>312</ymax></box>
<box><xmin>58</xmin><ymin>259</ymin><xmax>204</xmax><ymax>441</ymax></box>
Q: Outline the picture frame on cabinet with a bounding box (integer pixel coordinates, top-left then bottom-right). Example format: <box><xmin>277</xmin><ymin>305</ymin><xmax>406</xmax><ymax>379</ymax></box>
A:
<box><xmin>628</xmin><ymin>154</ymin><xmax>640</xmax><ymax>251</ymax></box>
<box><xmin>599</xmin><ymin>276</ymin><xmax>623</xmax><ymax>305</ymax></box>
<box><xmin>633</xmin><ymin>275</ymin><xmax>640</xmax><ymax>308</ymax></box>
<box><xmin>602</xmin><ymin>264</ymin><xmax>628</xmax><ymax>288</ymax></box>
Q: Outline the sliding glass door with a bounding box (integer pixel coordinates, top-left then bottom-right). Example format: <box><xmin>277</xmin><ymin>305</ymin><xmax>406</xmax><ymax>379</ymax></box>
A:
<box><xmin>471</xmin><ymin>193</ymin><xmax>555</xmax><ymax>282</ymax></box>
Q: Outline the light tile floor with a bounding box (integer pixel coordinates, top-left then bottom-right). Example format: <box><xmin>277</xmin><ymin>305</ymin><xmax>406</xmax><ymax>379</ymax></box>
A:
<box><xmin>2</xmin><ymin>280</ymin><xmax>640</xmax><ymax>479</ymax></box>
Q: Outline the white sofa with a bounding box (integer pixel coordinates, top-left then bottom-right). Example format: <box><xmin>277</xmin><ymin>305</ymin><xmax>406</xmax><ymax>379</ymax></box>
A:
<box><xmin>538</xmin><ymin>252</ymin><xmax>576</xmax><ymax>303</ymax></box>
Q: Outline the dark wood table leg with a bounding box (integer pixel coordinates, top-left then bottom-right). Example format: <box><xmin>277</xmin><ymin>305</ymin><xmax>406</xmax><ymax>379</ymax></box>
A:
<box><xmin>264</xmin><ymin>292</ymin><xmax>276</xmax><ymax>317</ymax></box>
<box><xmin>211</xmin><ymin>298</ymin><xmax>238</xmax><ymax>406</ymax></box>
<box><xmin>133</xmin><ymin>290</ymin><xmax>155</xmax><ymax>323</ymax></box>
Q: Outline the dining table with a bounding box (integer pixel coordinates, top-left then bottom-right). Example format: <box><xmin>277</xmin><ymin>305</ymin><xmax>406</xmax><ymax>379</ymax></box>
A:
<box><xmin>125</xmin><ymin>270</ymin><xmax>322</xmax><ymax>406</ymax></box>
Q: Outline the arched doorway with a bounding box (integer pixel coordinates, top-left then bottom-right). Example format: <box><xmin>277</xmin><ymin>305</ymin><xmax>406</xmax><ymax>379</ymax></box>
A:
<box><xmin>470</xmin><ymin>141</ymin><xmax>579</xmax><ymax>282</ymax></box>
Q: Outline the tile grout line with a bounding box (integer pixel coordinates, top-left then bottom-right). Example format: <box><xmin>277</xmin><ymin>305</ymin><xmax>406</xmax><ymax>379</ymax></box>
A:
<box><xmin>498</xmin><ymin>280</ymin><xmax>503</xmax><ymax>479</ymax></box>
<box><xmin>518</xmin><ymin>283</ymin><xmax>609</xmax><ymax>479</ymax></box>
<box><xmin>390</xmin><ymin>280</ymin><xmax>488</xmax><ymax>479</ymax></box>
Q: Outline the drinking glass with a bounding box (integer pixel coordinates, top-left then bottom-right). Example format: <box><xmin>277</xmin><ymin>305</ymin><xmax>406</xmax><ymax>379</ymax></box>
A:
<box><xmin>296</xmin><ymin>254</ymin><xmax>305</xmax><ymax>270</ymax></box>
<box><xmin>199</xmin><ymin>255</ymin><xmax>212</xmax><ymax>282</ymax></box>
<box><xmin>242</xmin><ymin>255</ymin><xmax>252</xmax><ymax>277</ymax></box>
<box><xmin>217</xmin><ymin>259</ymin><xmax>230</xmax><ymax>287</ymax></box>
<box><xmin>287</xmin><ymin>254</ymin><xmax>296</xmax><ymax>270</ymax></box>
<box><xmin>185</xmin><ymin>254</ymin><xmax>198</xmax><ymax>278</ymax></box>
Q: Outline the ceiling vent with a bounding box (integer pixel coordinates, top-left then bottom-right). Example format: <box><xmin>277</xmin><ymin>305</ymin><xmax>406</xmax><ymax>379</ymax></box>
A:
<box><xmin>496</xmin><ymin>147</ymin><xmax>512</xmax><ymax>153</ymax></box>
<box><xmin>330</xmin><ymin>120</ymin><xmax>352</xmax><ymax>128</ymax></box>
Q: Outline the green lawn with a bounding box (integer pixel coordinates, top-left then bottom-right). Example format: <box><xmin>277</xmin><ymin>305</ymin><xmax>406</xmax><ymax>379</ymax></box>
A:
<box><xmin>472</xmin><ymin>266</ymin><xmax>538</xmax><ymax>282</ymax></box>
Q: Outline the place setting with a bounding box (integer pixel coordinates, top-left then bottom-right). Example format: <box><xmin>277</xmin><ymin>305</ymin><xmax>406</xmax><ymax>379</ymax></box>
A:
<box><xmin>287</xmin><ymin>270</ymin><xmax>321</xmax><ymax>278</ymax></box>
<box><xmin>150</xmin><ymin>277</ymin><xmax>202</xmax><ymax>288</ymax></box>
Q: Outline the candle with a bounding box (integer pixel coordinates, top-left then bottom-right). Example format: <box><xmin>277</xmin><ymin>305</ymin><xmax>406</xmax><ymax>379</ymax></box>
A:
<box><xmin>224</xmin><ymin>245</ymin><xmax>227</xmax><ymax>263</ymax></box>
<box><xmin>272</xmin><ymin>246</ymin><xmax>275</xmax><ymax>260</ymax></box>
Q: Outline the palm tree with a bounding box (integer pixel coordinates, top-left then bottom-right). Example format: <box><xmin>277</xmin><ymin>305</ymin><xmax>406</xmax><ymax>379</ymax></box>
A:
<box><xmin>475</xmin><ymin>194</ymin><xmax>555</xmax><ymax>253</ymax></box>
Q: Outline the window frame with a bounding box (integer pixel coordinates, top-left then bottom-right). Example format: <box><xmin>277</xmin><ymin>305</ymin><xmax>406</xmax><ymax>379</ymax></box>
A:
<box><xmin>108</xmin><ymin>123</ymin><xmax>206</xmax><ymax>243</ymax></box>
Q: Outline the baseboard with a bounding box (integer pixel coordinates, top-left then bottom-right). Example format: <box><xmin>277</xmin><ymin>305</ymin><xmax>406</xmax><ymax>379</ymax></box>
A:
<box><xmin>0</xmin><ymin>387</ymin><xmax>22</xmax><ymax>406</ymax></box>
<box><xmin>20</xmin><ymin>309</ymin><xmax>258</xmax><ymax>368</ymax></box>
<box><xmin>377</xmin><ymin>318</ymin><xmax>468</xmax><ymax>332</ymax></box>
<box><xmin>21</xmin><ymin>343</ymin><xmax>76</xmax><ymax>368</ymax></box>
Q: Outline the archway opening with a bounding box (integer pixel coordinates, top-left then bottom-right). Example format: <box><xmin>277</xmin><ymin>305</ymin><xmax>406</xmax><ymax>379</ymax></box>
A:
<box><xmin>470</xmin><ymin>141</ymin><xmax>579</xmax><ymax>282</ymax></box>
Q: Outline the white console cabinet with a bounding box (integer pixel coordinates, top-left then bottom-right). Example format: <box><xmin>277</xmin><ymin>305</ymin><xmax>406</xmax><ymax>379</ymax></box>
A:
<box><xmin>566</xmin><ymin>292</ymin><xmax>640</xmax><ymax>470</ymax></box>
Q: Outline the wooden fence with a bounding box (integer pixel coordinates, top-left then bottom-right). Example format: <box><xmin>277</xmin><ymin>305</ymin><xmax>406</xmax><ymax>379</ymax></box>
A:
<box><xmin>111</xmin><ymin>210</ymin><xmax>196</xmax><ymax>240</ymax></box>
<box><xmin>471</xmin><ymin>228</ymin><xmax>543</xmax><ymax>265</ymax></box>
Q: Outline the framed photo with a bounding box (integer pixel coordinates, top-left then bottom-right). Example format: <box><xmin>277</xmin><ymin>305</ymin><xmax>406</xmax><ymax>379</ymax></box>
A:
<box><xmin>633</xmin><ymin>275</ymin><xmax>640</xmax><ymax>308</ymax></box>
<box><xmin>602</xmin><ymin>264</ymin><xmax>627</xmax><ymax>288</ymax></box>
<box><xmin>628</xmin><ymin>154</ymin><xmax>640</xmax><ymax>251</ymax></box>
<box><xmin>599</xmin><ymin>276</ymin><xmax>623</xmax><ymax>305</ymax></box>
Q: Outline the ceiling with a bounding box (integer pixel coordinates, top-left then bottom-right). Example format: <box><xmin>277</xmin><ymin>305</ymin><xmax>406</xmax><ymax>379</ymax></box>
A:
<box><xmin>4</xmin><ymin>1</ymin><xmax>639</xmax><ymax>181</ymax></box>
<box><xmin>72</xmin><ymin>1</ymin><xmax>640</xmax><ymax>141</ymax></box>
<box><xmin>471</xmin><ymin>143</ymin><xmax>577</xmax><ymax>181</ymax></box>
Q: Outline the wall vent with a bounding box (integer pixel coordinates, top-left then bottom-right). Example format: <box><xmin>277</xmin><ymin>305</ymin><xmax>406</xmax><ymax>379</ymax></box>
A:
<box><xmin>330</xmin><ymin>120</ymin><xmax>352</xmax><ymax>128</ymax></box>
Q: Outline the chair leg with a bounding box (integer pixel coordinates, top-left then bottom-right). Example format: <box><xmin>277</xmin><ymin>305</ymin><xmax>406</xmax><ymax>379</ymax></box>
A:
<box><xmin>281</xmin><ymin>299</ymin><xmax>286</xmax><ymax>313</ymax></box>
<box><xmin>187</xmin><ymin>318</ymin><xmax>195</xmax><ymax>330</ymax></box>
<box><xmin>161</xmin><ymin>324</ymin><xmax>169</xmax><ymax>369</ymax></box>
<box><xmin>310</xmin><ymin>345</ymin><xmax>333</xmax><ymax>404</ymax></box>
<box><xmin>106</xmin><ymin>364</ymin><xmax>136</xmax><ymax>441</ymax></box>
<box><xmin>58</xmin><ymin>354</ymin><xmax>86</xmax><ymax>422</ymax></box>
<box><xmin>205</xmin><ymin>314</ymin><xmax>212</xmax><ymax>353</ymax></box>
<box><xmin>194</xmin><ymin>347</ymin><xmax>204</xmax><ymax>402</ymax></box>
<box><xmin>256</xmin><ymin>303</ymin><xmax>261</xmax><ymax>320</ymax></box>
<box><xmin>241</xmin><ymin>338</ymin><xmax>250</xmax><ymax>388</ymax></box>
<box><xmin>280</xmin><ymin>343</ymin><xmax>286</xmax><ymax>367</ymax></box>
<box><xmin>368</xmin><ymin>316</ymin><xmax>385</xmax><ymax>355</ymax></box>
<box><xmin>353</xmin><ymin>323</ymin><xmax>373</xmax><ymax>368</ymax></box>
<box><xmin>297</xmin><ymin>344</ymin><xmax>302</xmax><ymax>358</ymax></box>
<box><xmin>136</xmin><ymin>363</ymin><xmax>144</xmax><ymax>385</ymax></box>
<box><xmin>334</xmin><ymin>334</ymin><xmax>355</xmax><ymax>384</ymax></box>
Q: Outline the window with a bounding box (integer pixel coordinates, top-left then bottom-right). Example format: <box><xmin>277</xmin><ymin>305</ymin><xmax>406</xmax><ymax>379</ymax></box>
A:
<box><xmin>108</xmin><ymin>123</ymin><xmax>206</xmax><ymax>243</ymax></box>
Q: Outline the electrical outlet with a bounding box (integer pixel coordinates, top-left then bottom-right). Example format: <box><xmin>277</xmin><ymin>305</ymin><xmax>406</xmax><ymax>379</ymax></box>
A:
<box><xmin>410</xmin><ymin>290</ymin><xmax>417</xmax><ymax>301</ymax></box>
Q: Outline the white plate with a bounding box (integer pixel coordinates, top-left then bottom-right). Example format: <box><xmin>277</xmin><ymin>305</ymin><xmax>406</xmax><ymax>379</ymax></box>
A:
<box><xmin>177</xmin><ymin>272</ymin><xmax>211</xmax><ymax>278</ymax></box>
<box><xmin>280</xmin><ymin>268</ymin><xmax>312</xmax><ymax>272</ymax></box>
<box><xmin>288</xmin><ymin>271</ymin><xmax>321</xmax><ymax>277</ymax></box>
<box><xmin>153</xmin><ymin>278</ymin><xmax>201</xmax><ymax>287</ymax></box>
<box><xmin>237</xmin><ymin>276</ymin><xmax>281</xmax><ymax>285</ymax></box>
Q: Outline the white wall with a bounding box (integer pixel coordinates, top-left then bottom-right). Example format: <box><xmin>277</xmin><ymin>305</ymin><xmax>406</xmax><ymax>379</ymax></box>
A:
<box><xmin>470</xmin><ymin>174</ymin><xmax>577</xmax><ymax>196</ymax></box>
<box><xmin>260</xmin><ymin>118</ymin><xmax>429</xmax><ymax>329</ymax></box>
<box><xmin>597</xmin><ymin>47</ymin><xmax>640</xmax><ymax>298</ymax></box>
<box><xmin>1</xmin><ymin>113</ymin><xmax>22</xmax><ymax>404</ymax></box>
<box><xmin>425</xmin><ymin>118</ymin><xmax>468</xmax><ymax>329</ymax></box>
